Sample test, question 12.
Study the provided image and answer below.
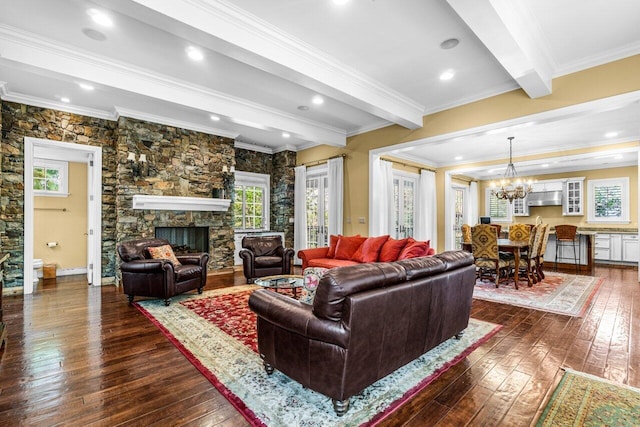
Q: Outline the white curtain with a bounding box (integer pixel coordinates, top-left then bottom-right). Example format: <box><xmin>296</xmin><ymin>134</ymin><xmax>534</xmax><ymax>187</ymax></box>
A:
<box><xmin>370</xmin><ymin>157</ymin><xmax>395</xmax><ymax>236</ymax></box>
<box><xmin>466</xmin><ymin>181</ymin><xmax>479</xmax><ymax>226</ymax></box>
<box><xmin>327</xmin><ymin>157</ymin><xmax>344</xmax><ymax>236</ymax></box>
<box><xmin>415</xmin><ymin>169</ymin><xmax>437</xmax><ymax>247</ymax></box>
<box><xmin>293</xmin><ymin>165</ymin><xmax>307</xmax><ymax>265</ymax></box>
<box><xmin>444</xmin><ymin>173</ymin><xmax>453</xmax><ymax>250</ymax></box>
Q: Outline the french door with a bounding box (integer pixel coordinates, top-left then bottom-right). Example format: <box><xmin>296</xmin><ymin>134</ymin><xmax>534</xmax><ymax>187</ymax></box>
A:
<box><xmin>453</xmin><ymin>186</ymin><xmax>466</xmax><ymax>249</ymax></box>
<box><xmin>393</xmin><ymin>173</ymin><xmax>416</xmax><ymax>239</ymax></box>
<box><xmin>306</xmin><ymin>171</ymin><xmax>329</xmax><ymax>248</ymax></box>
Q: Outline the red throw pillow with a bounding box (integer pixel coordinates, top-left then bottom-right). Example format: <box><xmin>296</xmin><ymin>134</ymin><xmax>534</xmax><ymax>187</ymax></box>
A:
<box><xmin>379</xmin><ymin>238</ymin><xmax>409</xmax><ymax>262</ymax></box>
<box><xmin>327</xmin><ymin>234</ymin><xmax>341</xmax><ymax>258</ymax></box>
<box><xmin>352</xmin><ymin>235</ymin><xmax>390</xmax><ymax>263</ymax></box>
<box><xmin>334</xmin><ymin>235</ymin><xmax>367</xmax><ymax>260</ymax></box>
<box><xmin>398</xmin><ymin>239</ymin><xmax>428</xmax><ymax>260</ymax></box>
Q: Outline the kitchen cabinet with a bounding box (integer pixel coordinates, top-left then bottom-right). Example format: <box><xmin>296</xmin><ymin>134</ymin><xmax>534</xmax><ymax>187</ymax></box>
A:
<box><xmin>512</xmin><ymin>197</ymin><xmax>529</xmax><ymax>216</ymax></box>
<box><xmin>563</xmin><ymin>178</ymin><xmax>584</xmax><ymax>216</ymax></box>
<box><xmin>622</xmin><ymin>234</ymin><xmax>639</xmax><ymax>262</ymax></box>
<box><xmin>595</xmin><ymin>233</ymin><xmax>636</xmax><ymax>263</ymax></box>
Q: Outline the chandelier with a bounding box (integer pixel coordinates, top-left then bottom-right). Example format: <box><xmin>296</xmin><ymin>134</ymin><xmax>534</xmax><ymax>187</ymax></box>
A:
<box><xmin>491</xmin><ymin>136</ymin><xmax>533</xmax><ymax>203</ymax></box>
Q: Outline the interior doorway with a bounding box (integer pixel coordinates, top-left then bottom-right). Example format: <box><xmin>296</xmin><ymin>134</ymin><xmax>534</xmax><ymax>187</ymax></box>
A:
<box><xmin>23</xmin><ymin>137</ymin><xmax>102</xmax><ymax>294</ymax></box>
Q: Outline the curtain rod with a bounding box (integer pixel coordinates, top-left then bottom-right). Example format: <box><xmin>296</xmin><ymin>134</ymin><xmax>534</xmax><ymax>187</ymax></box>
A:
<box><xmin>302</xmin><ymin>153</ymin><xmax>347</xmax><ymax>167</ymax></box>
<box><xmin>381</xmin><ymin>157</ymin><xmax>436</xmax><ymax>173</ymax></box>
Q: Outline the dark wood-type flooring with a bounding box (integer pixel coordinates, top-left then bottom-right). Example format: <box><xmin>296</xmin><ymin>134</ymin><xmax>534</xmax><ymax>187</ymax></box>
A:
<box><xmin>0</xmin><ymin>266</ymin><xmax>638</xmax><ymax>426</ymax></box>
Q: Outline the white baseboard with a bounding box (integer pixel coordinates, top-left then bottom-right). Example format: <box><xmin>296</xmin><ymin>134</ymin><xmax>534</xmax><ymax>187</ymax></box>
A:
<box><xmin>37</xmin><ymin>267</ymin><xmax>87</xmax><ymax>278</ymax></box>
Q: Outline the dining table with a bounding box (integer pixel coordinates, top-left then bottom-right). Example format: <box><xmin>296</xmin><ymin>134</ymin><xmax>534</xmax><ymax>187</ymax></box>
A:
<box><xmin>463</xmin><ymin>239</ymin><xmax>530</xmax><ymax>288</ymax></box>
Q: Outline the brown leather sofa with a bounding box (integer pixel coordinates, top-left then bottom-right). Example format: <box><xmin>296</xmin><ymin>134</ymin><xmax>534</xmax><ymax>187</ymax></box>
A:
<box><xmin>239</xmin><ymin>235</ymin><xmax>294</xmax><ymax>284</ymax></box>
<box><xmin>117</xmin><ymin>238</ymin><xmax>209</xmax><ymax>306</ymax></box>
<box><xmin>248</xmin><ymin>250</ymin><xmax>475</xmax><ymax>416</ymax></box>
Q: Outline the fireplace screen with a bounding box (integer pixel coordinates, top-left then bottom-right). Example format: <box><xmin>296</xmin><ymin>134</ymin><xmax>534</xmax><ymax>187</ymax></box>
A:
<box><xmin>154</xmin><ymin>226</ymin><xmax>209</xmax><ymax>254</ymax></box>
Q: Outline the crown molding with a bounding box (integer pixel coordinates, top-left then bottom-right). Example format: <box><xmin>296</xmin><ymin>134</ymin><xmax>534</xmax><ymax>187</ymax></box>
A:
<box><xmin>115</xmin><ymin>107</ymin><xmax>239</xmax><ymax>139</ymax></box>
<box><xmin>347</xmin><ymin>119</ymin><xmax>394</xmax><ymax>137</ymax></box>
<box><xmin>128</xmin><ymin>0</ymin><xmax>424</xmax><ymax>129</ymax></box>
<box><xmin>0</xmin><ymin>84</ymin><xmax>117</xmax><ymax>121</ymax></box>
<box><xmin>554</xmin><ymin>41</ymin><xmax>640</xmax><ymax>78</ymax></box>
<box><xmin>0</xmin><ymin>24</ymin><xmax>347</xmax><ymax>147</ymax></box>
<box><xmin>272</xmin><ymin>144</ymin><xmax>298</xmax><ymax>154</ymax></box>
<box><xmin>234</xmin><ymin>141</ymin><xmax>273</xmax><ymax>154</ymax></box>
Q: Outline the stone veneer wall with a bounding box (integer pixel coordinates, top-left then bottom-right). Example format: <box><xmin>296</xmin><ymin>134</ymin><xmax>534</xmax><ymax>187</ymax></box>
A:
<box><xmin>235</xmin><ymin>148</ymin><xmax>296</xmax><ymax>249</ymax></box>
<box><xmin>0</xmin><ymin>101</ymin><xmax>118</xmax><ymax>287</ymax></box>
<box><xmin>0</xmin><ymin>100</ymin><xmax>240</xmax><ymax>289</ymax></box>
<box><xmin>115</xmin><ymin>117</ymin><xmax>235</xmax><ymax>270</ymax></box>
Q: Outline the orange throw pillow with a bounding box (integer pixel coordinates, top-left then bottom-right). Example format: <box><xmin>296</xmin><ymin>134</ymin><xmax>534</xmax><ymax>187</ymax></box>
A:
<box><xmin>327</xmin><ymin>234</ymin><xmax>341</xmax><ymax>258</ymax></box>
<box><xmin>334</xmin><ymin>235</ymin><xmax>366</xmax><ymax>260</ymax></box>
<box><xmin>148</xmin><ymin>244</ymin><xmax>182</xmax><ymax>267</ymax></box>
<box><xmin>379</xmin><ymin>238</ymin><xmax>409</xmax><ymax>262</ymax></box>
<box><xmin>398</xmin><ymin>239</ymin><xmax>428</xmax><ymax>260</ymax></box>
<box><xmin>352</xmin><ymin>235</ymin><xmax>390</xmax><ymax>262</ymax></box>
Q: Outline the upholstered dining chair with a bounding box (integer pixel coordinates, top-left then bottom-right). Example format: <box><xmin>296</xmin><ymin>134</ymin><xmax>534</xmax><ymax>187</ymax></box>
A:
<box><xmin>509</xmin><ymin>224</ymin><xmax>540</xmax><ymax>287</ymax></box>
<box><xmin>508</xmin><ymin>223</ymin><xmax>532</xmax><ymax>241</ymax></box>
<box><xmin>535</xmin><ymin>224</ymin><xmax>551</xmax><ymax>280</ymax></box>
<box><xmin>471</xmin><ymin>224</ymin><xmax>510</xmax><ymax>287</ymax></box>
<box><xmin>461</xmin><ymin>224</ymin><xmax>472</xmax><ymax>244</ymax></box>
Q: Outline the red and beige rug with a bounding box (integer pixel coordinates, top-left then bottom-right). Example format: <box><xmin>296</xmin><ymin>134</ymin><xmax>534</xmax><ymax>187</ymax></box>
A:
<box><xmin>135</xmin><ymin>285</ymin><xmax>501</xmax><ymax>427</ymax></box>
<box><xmin>473</xmin><ymin>272</ymin><xmax>604</xmax><ymax>317</ymax></box>
<box><xmin>536</xmin><ymin>369</ymin><xmax>640</xmax><ymax>426</ymax></box>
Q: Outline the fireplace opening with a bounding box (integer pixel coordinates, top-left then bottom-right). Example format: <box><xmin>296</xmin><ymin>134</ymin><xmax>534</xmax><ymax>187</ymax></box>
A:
<box><xmin>155</xmin><ymin>226</ymin><xmax>209</xmax><ymax>254</ymax></box>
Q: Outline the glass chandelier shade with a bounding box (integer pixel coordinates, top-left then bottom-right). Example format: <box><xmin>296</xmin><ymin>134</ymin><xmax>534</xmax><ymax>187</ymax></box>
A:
<box><xmin>491</xmin><ymin>137</ymin><xmax>533</xmax><ymax>203</ymax></box>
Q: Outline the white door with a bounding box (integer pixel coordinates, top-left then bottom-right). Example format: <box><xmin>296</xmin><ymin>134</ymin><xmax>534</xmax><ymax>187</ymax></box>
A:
<box><xmin>86</xmin><ymin>154</ymin><xmax>95</xmax><ymax>284</ymax></box>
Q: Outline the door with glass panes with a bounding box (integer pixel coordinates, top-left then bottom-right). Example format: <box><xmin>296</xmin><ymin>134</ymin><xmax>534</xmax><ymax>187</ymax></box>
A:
<box><xmin>306</xmin><ymin>172</ymin><xmax>329</xmax><ymax>248</ymax></box>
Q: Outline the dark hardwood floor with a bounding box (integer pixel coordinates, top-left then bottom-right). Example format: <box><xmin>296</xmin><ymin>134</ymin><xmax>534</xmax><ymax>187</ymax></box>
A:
<box><xmin>0</xmin><ymin>266</ymin><xmax>638</xmax><ymax>426</ymax></box>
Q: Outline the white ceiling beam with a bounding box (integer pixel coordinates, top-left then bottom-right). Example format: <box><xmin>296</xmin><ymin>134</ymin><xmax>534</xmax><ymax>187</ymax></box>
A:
<box><xmin>127</xmin><ymin>0</ymin><xmax>424</xmax><ymax>129</ymax></box>
<box><xmin>0</xmin><ymin>25</ymin><xmax>346</xmax><ymax>146</ymax></box>
<box><xmin>447</xmin><ymin>0</ymin><xmax>555</xmax><ymax>98</ymax></box>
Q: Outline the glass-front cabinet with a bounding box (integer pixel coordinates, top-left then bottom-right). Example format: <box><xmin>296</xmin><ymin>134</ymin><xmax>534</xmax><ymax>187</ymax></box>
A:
<box><xmin>512</xmin><ymin>197</ymin><xmax>529</xmax><ymax>216</ymax></box>
<box><xmin>563</xmin><ymin>178</ymin><xmax>584</xmax><ymax>216</ymax></box>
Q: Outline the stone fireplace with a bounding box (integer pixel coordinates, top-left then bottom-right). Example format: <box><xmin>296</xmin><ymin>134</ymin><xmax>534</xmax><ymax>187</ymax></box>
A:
<box><xmin>155</xmin><ymin>226</ymin><xmax>209</xmax><ymax>254</ymax></box>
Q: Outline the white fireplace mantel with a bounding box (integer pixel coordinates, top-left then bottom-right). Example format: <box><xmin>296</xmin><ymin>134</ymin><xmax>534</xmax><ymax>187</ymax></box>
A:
<box><xmin>132</xmin><ymin>195</ymin><xmax>231</xmax><ymax>211</ymax></box>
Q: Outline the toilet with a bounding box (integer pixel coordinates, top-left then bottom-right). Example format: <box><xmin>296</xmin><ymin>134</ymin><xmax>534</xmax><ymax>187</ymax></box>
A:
<box><xmin>33</xmin><ymin>258</ymin><xmax>44</xmax><ymax>284</ymax></box>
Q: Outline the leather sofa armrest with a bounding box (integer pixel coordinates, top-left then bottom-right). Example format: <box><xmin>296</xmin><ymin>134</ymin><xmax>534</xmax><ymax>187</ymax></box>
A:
<box><xmin>120</xmin><ymin>259</ymin><xmax>174</xmax><ymax>274</ymax></box>
<box><xmin>297</xmin><ymin>247</ymin><xmax>330</xmax><ymax>270</ymax></box>
<box><xmin>176</xmin><ymin>252</ymin><xmax>209</xmax><ymax>267</ymax></box>
<box><xmin>248</xmin><ymin>289</ymin><xmax>349</xmax><ymax>348</ymax></box>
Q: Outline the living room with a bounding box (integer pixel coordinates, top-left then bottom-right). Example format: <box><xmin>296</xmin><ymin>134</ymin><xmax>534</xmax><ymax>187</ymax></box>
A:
<box><xmin>1</xmin><ymin>0</ymin><xmax>639</xmax><ymax>425</ymax></box>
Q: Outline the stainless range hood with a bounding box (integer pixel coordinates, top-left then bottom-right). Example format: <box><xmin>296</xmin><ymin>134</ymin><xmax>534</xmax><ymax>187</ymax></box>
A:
<box><xmin>526</xmin><ymin>190</ymin><xmax>563</xmax><ymax>206</ymax></box>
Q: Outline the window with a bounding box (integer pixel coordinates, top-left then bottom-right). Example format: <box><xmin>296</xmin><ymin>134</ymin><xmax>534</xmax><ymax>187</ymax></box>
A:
<box><xmin>485</xmin><ymin>189</ymin><xmax>512</xmax><ymax>222</ymax></box>
<box><xmin>233</xmin><ymin>171</ymin><xmax>270</xmax><ymax>231</ymax></box>
<box><xmin>305</xmin><ymin>166</ymin><xmax>329</xmax><ymax>248</ymax></box>
<box><xmin>393</xmin><ymin>171</ymin><xmax>417</xmax><ymax>238</ymax></box>
<box><xmin>33</xmin><ymin>159</ymin><xmax>68</xmax><ymax>197</ymax></box>
<box><xmin>588</xmin><ymin>177</ymin><xmax>629</xmax><ymax>223</ymax></box>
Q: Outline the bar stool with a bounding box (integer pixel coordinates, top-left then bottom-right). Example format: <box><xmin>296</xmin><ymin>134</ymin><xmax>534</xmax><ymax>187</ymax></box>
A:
<box><xmin>555</xmin><ymin>224</ymin><xmax>579</xmax><ymax>273</ymax></box>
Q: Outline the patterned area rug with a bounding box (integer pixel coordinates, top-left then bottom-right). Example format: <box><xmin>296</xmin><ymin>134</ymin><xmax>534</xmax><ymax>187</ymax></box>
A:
<box><xmin>536</xmin><ymin>369</ymin><xmax>640</xmax><ymax>426</ymax></box>
<box><xmin>135</xmin><ymin>285</ymin><xmax>501</xmax><ymax>427</ymax></box>
<box><xmin>473</xmin><ymin>272</ymin><xmax>604</xmax><ymax>317</ymax></box>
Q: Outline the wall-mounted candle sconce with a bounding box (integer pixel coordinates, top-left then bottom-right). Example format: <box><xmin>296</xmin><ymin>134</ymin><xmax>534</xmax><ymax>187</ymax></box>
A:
<box><xmin>127</xmin><ymin>152</ymin><xmax>148</xmax><ymax>178</ymax></box>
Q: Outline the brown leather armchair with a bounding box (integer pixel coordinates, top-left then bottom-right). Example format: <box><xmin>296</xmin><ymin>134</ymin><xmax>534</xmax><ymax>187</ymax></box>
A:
<box><xmin>117</xmin><ymin>238</ymin><xmax>209</xmax><ymax>306</ymax></box>
<box><xmin>239</xmin><ymin>235</ymin><xmax>294</xmax><ymax>284</ymax></box>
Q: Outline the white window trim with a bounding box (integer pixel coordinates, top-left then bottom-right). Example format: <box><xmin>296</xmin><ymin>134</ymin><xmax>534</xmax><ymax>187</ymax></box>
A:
<box><xmin>484</xmin><ymin>188</ymin><xmax>512</xmax><ymax>223</ymax></box>
<box><xmin>33</xmin><ymin>158</ymin><xmax>69</xmax><ymax>197</ymax></box>
<box><xmin>234</xmin><ymin>170</ymin><xmax>270</xmax><ymax>232</ymax></box>
<box><xmin>587</xmin><ymin>177</ymin><xmax>630</xmax><ymax>223</ymax></box>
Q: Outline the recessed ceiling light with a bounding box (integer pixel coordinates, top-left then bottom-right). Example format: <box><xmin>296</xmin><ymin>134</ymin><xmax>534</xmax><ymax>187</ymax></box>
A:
<box><xmin>186</xmin><ymin>46</ymin><xmax>204</xmax><ymax>61</ymax></box>
<box><xmin>60</xmin><ymin>97</ymin><xmax>70</xmax><ymax>103</ymax></box>
<box><xmin>614</xmin><ymin>154</ymin><xmax>623</xmax><ymax>159</ymax></box>
<box><xmin>282</xmin><ymin>132</ymin><xmax>290</xmax><ymax>138</ymax></box>
<box><xmin>605</xmin><ymin>131</ymin><xmax>619</xmax><ymax>138</ymax></box>
<box><xmin>440</xmin><ymin>38</ymin><xmax>460</xmax><ymax>50</ymax></box>
<box><xmin>81</xmin><ymin>28</ymin><xmax>107</xmax><ymax>41</ymax></box>
<box><xmin>297</xmin><ymin>105</ymin><xmax>309</xmax><ymax>111</ymax></box>
<box><xmin>439</xmin><ymin>69</ymin><xmax>455</xmax><ymax>81</ymax></box>
<box><xmin>87</xmin><ymin>8</ymin><xmax>113</xmax><ymax>27</ymax></box>
<box><xmin>78</xmin><ymin>83</ymin><xmax>94</xmax><ymax>91</ymax></box>
<box><xmin>210</xmin><ymin>115</ymin><xmax>220</xmax><ymax>121</ymax></box>
<box><xmin>541</xmin><ymin>164</ymin><xmax>549</xmax><ymax>168</ymax></box>
<box><xmin>312</xmin><ymin>95</ymin><xmax>324</xmax><ymax>105</ymax></box>
<box><xmin>454</xmin><ymin>156</ymin><xmax>463</xmax><ymax>161</ymax></box>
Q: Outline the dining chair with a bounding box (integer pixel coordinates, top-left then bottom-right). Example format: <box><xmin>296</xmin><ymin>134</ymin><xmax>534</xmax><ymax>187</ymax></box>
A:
<box><xmin>509</xmin><ymin>224</ymin><xmax>540</xmax><ymax>287</ymax></box>
<box><xmin>508</xmin><ymin>223</ymin><xmax>532</xmax><ymax>241</ymax></box>
<box><xmin>535</xmin><ymin>224</ymin><xmax>551</xmax><ymax>280</ymax></box>
<box><xmin>471</xmin><ymin>224</ymin><xmax>510</xmax><ymax>287</ymax></box>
